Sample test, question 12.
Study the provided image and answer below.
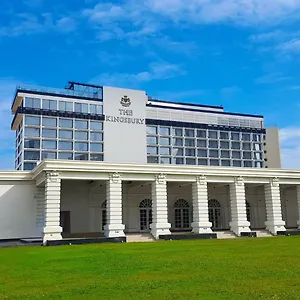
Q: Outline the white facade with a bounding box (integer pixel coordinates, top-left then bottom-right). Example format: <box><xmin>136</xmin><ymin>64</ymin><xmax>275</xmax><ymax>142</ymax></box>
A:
<box><xmin>1</xmin><ymin>160</ymin><xmax>300</xmax><ymax>243</ymax></box>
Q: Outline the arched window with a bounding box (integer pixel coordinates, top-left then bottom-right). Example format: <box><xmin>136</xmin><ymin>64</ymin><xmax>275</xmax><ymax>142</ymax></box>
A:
<box><xmin>101</xmin><ymin>200</ymin><xmax>107</xmax><ymax>231</ymax></box>
<box><xmin>139</xmin><ymin>199</ymin><xmax>152</xmax><ymax>231</ymax></box>
<box><xmin>208</xmin><ymin>199</ymin><xmax>221</xmax><ymax>229</ymax></box>
<box><xmin>174</xmin><ymin>199</ymin><xmax>190</xmax><ymax>229</ymax></box>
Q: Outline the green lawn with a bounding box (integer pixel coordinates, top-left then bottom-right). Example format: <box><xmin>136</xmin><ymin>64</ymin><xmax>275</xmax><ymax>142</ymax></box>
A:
<box><xmin>1</xmin><ymin>237</ymin><xmax>300</xmax><ymax>300</ymax></box>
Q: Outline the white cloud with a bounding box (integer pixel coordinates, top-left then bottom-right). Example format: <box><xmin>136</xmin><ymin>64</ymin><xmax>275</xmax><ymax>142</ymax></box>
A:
<box><xmin>280</xmin><ymin>127</ymin><xmax>300</xmax><ymax>169</ymax></box>
<box><xmin>255</xmin><ymin>72</ymin><xmax>291</xmax><ymax>84</ymax></box>
<box><xmin>278</xmin><ymin>38</ymin><xmax>300</xmax><ymax>53</ymax></box>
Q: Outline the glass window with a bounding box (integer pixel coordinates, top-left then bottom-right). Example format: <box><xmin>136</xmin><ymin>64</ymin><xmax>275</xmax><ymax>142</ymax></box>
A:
<box><xmin>25</xmin><ymin>127</ymin><xmax>40</xmax><ymax>137</ymax></box>
<box><xmin>25</xmin><ymin>116</ymin><xmax>40</xmax><ymax>126</ymax></box>
<box><xmin>208</xmin><ymin>131</ymin><xmax>218</xmax><ymax>139</ymax></box>
<box><xmin>59</xmin><ymin>101</ymin><xmax>73</xmax><ymax>112</ymax></box>
<box><xmin>160</xmin><ymin>157</ymin><xmax>171</xmax><ymax>164</ymax></box>
<box><xmin>173</xmin><ymin>138</ymin><xmax>183</xmax><ymax>146</ymax></box>
<box><xmin>42</xmin><ymin>117</ymin><xmax>57</xmax><ymax>127</ymax></box>
<box><xmin>253</xmin><ymin>134</ymin><xmax>261</xmax><ymax>142</ymax></box>
<box><xmin>254</xmin><ymin>152</ymin><xmax>263</xmax><ymax>160</ymax></box>
<box><xmin>59</xmin><ymin>130</ymin><xmax>73</xmax><ymax>139</ymax></box>
<box><xmin>232</xmin><ymin>142</ymin><xmax>240</xmax><ymax>149</ymax></box>
<box><xmin>232</xmin><ymin>151</ymin><xmax>241</xmax><ymax>159</ymax></box>
<box><xmin>242</xmin><ymin>133</ymin><xmax>251</xmax><ymax>141</ymax></box>
<box><xmin>186</xmin><ymin>158</ymin><xmax>196</xmax><ymax>165</ymax></box>
<box><xmin>24</xmin><ymin>151</ymin><xmax>40</xmax><ymax>160</ymax></box>
<box><xmin>24</xmin><ymin>162</ymin><xmax>36</xmax><ymax>170</ymax></box>
<box><xmin>197</xmin><ymin>149</ymin><xmax>207</xmax><ymax>157</ymax></box>
<box><xmin>75</xmin><ymin>142</ymin><xmax>88</xmax><ymax>151</ymax></box>
<box><xmin>42</xmin><ymin>140</ymin><xmax>57</xmax><ymax>150</ymax></box>
<box><xmin>59</xmin><ymin>141</ymin><xmax>73</xmax><ymax>151</ymax></box>
<box><xmin>185</xmin><ymin>148</ymin><xmax>196</xmax><ymax>157</ymax></box>
<box><xmin>197</xmin><ymin>130</ymin><xmax>206</xmax><ymax>138</ymax></box>
<box><xmin>25</xmin><ymin>97</ymin><xmax>40</xmax><ymax>109</ymax></box>
<box><xmin>90</xmin><ymin>143</ymin><xmax>103</xmax><ymax>152</ymax></box>
<box><xmin>24</xmin><ymin>139</ymin><xmax>40</xmax><ymax>149</ymax></box>
<box><xmin>147</xmin><ymin>126</ymin><xmax>157</xmax><ymax>135</ymax></box>
<box><xmin>42</xmin><ymin>129</ymin><xmax>57</xmax><ymax>138</ymax></box>
<box><xmin>58</xmin><ymin>152</ymin><xmax>73</xmax><ymax>160</ymax></box>
<box><xmin>209</xmin><ymin>150</ymin><xmax>218</xmax><ymax>158</ymax></box>
<box><xmin>174</xmin><ymin>157</ymin><xmax>184</xmax><ymax>165</ymax></box>
<box><xmin>210</xmin><ymin>159</ymin><xmax>219</xmax><ymax>166</ymax></box>
<box><xmin>75</xmin><ymin>103</ymin><xmax>88</xmax><ymax>113</ymax></box>
<box><xmin>253</xmin><ymin>143</ymin><xmax>262</xmax><ymax>151</ymax></box>
<box><xmin>42</xmin><ymin>99</ymin><xmax>57</xmax><ymax>110</ymax></box>
<box><xmin>90</xmin><ymin>154</ymin><xmax>103</xmax><ymax>161</ymax></box>
<box><xmin>59</xmin><ymin>118</ymin><xmax>73</xmax><ymax>128</ymax></box>
<box><xmin>185</xmin><ymin>139</ymin><xmax>195</xmax><ymax>147</ymax></box>
<box><xmin>220</xmin><ymin>132</ymin><xmax>229</xmax><ymax>139</ymax></box>
<box><xmin>147</xmin><ymin>156</ymin><xmax>159</xmax><ymax>164</ymax></box>
<box><xmin>209</xmin><ymin>141</ymin><xmax>218</xmax><ymax>148</ymax></box>
<box><xmin>90</xmin><ymin>121</ymin><xmax>103</xmax><ymax>131</ymax></box>
<box><xmin>231</xmin><ymin>132</ymin><xmax>240</xmax><ymax>140</ymax></box>
<box><xmin>90</xmin><ymin>132</ymin><xmax>103</xmax><ymax>141</ymax></box>
<box><xmin>173</xmin><ymin>148</ymin><xmax>184</xmax><ymax>156</ymax></box>
<box><xmin>243</xmin><ymin>143</ymin><xmax>251</xmax><ymax>150</ymax></box>
<box><xmin>220</xmin><ymin>141</ymin><xmax>230</xmax><ymax>149</ymax></box>
<box><xmin>244</xmin><ymin>161</ymin><xmax>252</xmax><ymax>167</ymax></box>
<box><xmin>147</xmin><ymin>146</ymin><xmax>158</xmax><ymax>155</ymax></box>
<box><xmin>75</xmin><ymin>153</ymin><xmax>88</xmax><ymax>160</ymax></box>
<box><xmin>254</xmin><ymin>161</ymin><xmax>263</xmax><ymax>168</ymax></box>
<box><xmin>160</xmin><ymin>147</ymin><xmax>171</xmax><ymax>155</ymax></box>
<box><xmin>75</xmin><ymin>131</ymin><xmax>88</xmax><ymax>140</ymax></box>
<box><xmin>90</xmin><ymin>104</ymin><xmax>103</xmax><ymax>114</ymax></box>
<box><xmin>198</xmin><ymin>159</ymin><xmax>208</xmax><ymax>166</ymax></box>
<box><xmin>42</xmin><ymin>152</ymin><xmax>57</xmax><ymax>159</ymax></box>
<box><xmin>172</xmin><ymin>128</ymin><xmax>183</xmax><ymax>136</ymax></box>
<box><xmin>243</xmin><ymin>152</ymin><xmax>252</xmax><ymax>159</ymax></box>
<box><xmin>197</xmin><ymin>140</ymin><xmax>207</xmax><ymax>148</ymax></box>
<box><xmin>160</xmin><ymin>137</ymin><xmax>171</xmax><ymax>145</ymax></box>
<box><xmin>147</xmin><ymin>136</ymin><xmax>158</xmax><ymax>145</ymax></box>
<box><xmin>221</xmin><ymin>150</ymin><xmax>230</xmax><ymax>158</ymax></box>
<box><xmin>233</xmin><ymin>160</ymin><xmax>242</xmax><ymax>167</ymax></box>
<box><xmin>185</xmin><ymin>129</ymin><xmax>194</xmax><ymax>137</ymax></box>
<box><xmin>221</xmin><ymin>160</ymin><xmax>231</xmax><ymax>167</ymax></box>
<box><xmin>159</xmin><ymin>127</ymin><xmax>170</xmax><ymax>136</ymax></box>
<box><xmin>75</xmin><ymin>120</ymin><xmax>88</xmax><ymax>129</ymax></box>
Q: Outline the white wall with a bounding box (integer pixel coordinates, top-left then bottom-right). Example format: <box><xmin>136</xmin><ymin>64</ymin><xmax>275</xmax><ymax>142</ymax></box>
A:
<box><xmin>265</xmin><ymin>127</ymin><xmax>282</xmax><ymax>169</ymax></box>
<box><xmin>103</xmin><ymin>86</ymin><xmax>147</xmax><ymax>164</ymax></box>
<box><xmin>0</xmin><ymin>181</ymin><xmax>40</xmax><ymax>239</ymax></box>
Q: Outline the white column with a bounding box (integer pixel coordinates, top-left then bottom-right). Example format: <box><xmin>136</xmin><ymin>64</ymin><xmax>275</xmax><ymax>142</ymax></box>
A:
<box><xmin>43</xmin><ymin>171</ymin><xmax>63</xmax><ymax>244</ymax></box>
<box><xmin>104</xmin><ymin>173</ymin><xmax>125</xmax><ymax>238</ymax></box>
<box><xmin>191</xmin><ymin>175</ymin><xmax>212</xmax><ymax>234</ymax></box>
<box><xmin>229</xmin><ymin>177</ymin><xmax>251</xmax><ymax>236</ymax></box>
<box><xmin>264</xmin><ymin>178</ymin><xmax>286</xmax><ymax>235</ymax></box>
<box><xmin>150</xmin><ymin>174</ymin><xmax>171</xmax><ymax>239</ymax></box>
<box><xmin>296</xmin><ymin>185</ymin><xmax>300</xmax><ymax>229</ymax></box>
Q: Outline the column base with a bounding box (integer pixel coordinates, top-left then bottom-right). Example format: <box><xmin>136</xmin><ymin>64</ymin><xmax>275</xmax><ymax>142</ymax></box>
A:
<box><xmin>229</xmin><ymin>221</ymin><xmax>251</xmax><ymax>236</ymax></box>
<box><xmin>191</xmin><ymin>221</ymin><xmax>213</xmax><ymax>234</ymax></box>
<box><xmin>265</xmin><ymin>220</ymin><xmax>286</xmax><ymax>235</ymax></box>
<box><xmin>150</xmin><ymin>222</ymin><xmax>171</xmax><ymax>239</ymax></box>
<box><xmin>43</xmin><ymin>226</ymin><xmax>63</xmax><ymax>245</ymax></box>
<box><xmin>104</xmin><ymin>224</ymin><xmax>125</xmax><ymax>238</ymax></box>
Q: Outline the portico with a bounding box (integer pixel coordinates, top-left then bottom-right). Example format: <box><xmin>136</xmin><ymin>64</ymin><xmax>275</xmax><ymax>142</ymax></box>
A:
<box><xmin>31</xmin><ymin>160</ymin><xmax>300</xmax><ymax>244</ymax></box>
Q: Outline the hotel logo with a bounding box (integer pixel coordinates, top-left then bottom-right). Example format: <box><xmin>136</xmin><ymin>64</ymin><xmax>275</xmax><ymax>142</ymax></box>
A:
<box><xmin>120</xmin><ymin>95</ymin><xmax>131</xmax><ymax>107</ymax></box>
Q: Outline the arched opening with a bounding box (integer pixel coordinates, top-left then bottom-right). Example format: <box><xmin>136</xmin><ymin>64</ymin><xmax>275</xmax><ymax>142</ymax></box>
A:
<box><xmin>208</xmin><ymin>199</ymin><xmax>221</xmax><ymax>230</ymax></box>
<box><xmin>174</xmin><ymin>199</ymin><xmax>190</xmax><ymax>229</ymax></box>
<box><xmin>139</xmin><ymin>199</ymin><xmax>152</xmax><ymax>232</ymax></box>
<box><xmin>246</xmin><ymin>201</ymin><xmax>251</xmax><ymax>223</ymax></box>
<box><xmin>101</xmin><ymin>200</ymin><xmax>107</xmax><ymax>231</ymax></box>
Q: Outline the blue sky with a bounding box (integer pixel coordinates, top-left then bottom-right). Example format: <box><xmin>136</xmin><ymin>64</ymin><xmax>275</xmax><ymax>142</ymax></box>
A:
<box><xmin>1</xmin><ymin>0</ymin><xmax>300</xmax><ymax>169</ymax></box>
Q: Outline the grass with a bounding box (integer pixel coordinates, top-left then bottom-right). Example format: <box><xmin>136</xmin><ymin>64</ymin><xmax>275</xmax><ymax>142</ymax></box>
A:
<box><xmin>1</xmin><ymin>237</ymin><xmax>300</xmax><ymax>300</ymax></box>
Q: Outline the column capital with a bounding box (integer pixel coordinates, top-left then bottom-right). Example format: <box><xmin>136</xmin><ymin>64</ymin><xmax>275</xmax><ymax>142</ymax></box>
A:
<box><xmin>234</xmin><ymin>176</ymin><xmax>244</xmax><ymax>186</ymax></box>
<box><xmin>270</xmin><ymin>177</ymin><xmax>280</xmax><ymax>187</ymax></box>
<box><xmin>109</xmin><ymin>172</ymin><xmax>122</xmax><ymax>184</ymax></box>
<box><xmin>46</xmin><ymin>170</ymin><xmax>61</xmax><ymax>182</ymax></box>
<box><xmin>196</xmin><ymin>175</ymin><xmax>207</xmax><ymax>185</ymax></box>
<box><xmin>155</xmin><ymin>173</ymin><xmax>166</xmax><ymax>184</ymax></box>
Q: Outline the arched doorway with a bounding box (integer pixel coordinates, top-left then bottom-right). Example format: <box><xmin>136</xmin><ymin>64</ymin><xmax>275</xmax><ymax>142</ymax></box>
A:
<box><xmin>139</xmin><ymin>199</ymin><xmax>152</xmax><ymax>232</ymax></box>
<box><xmin>246</xmin><ymin>201</ymin><xmax>251</xmax><ymax>223</ymax></box>
<box><xmin>208</xmin><ymin>199</ymin><xmax>221</xmax><ymax>230</ymax></box>
<box><xmin>174</xmin><ymin>199</ymin><xmax>190</xmax><ymax>229</ymax></box>
<box><xmin>101</xmin><ymin>200</ymin><xmax>107</xmax><ymax>231</ymax></box>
